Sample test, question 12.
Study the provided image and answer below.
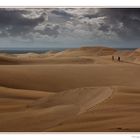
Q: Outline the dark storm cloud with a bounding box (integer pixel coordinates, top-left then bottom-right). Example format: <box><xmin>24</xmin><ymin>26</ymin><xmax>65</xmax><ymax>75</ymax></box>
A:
<box><xmin>98</xmin><ymin>24</ymin><xmax>110</xmax><ymax>32</ymax></box>
<box><xmin>97</xmin><ymin>8</ymin><xmax>140</xmax><ymax>40</ymax></box>
<box><xmin>1</xmin><ymin>8</ymin><xmax>140</xmax><ymax>41</ymax></box>
<box><xmin>0</xmin><ymin>9</ymin><xmax>45</xmax><ymax>37</ymax></box>
<box><xmin>37</xmin><ymin>24</ymin><xmax>60</xmax><ymax>37</ymax></box>
<box><xmin>83</xmin><ymin>14</ymin><xmax>99</xmax><ymax>19</ymax></box>
<box><xmin>51</xmin><ymin>9</ymin><xmax>74</xmax><ymax>19</ymax></box>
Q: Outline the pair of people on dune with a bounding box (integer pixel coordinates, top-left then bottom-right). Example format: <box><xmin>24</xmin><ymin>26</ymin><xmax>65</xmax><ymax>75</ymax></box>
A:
<box><xmin>112</xmin><ymin>56</ymin><xmax>120</xmax><ymax>62</ymax></box>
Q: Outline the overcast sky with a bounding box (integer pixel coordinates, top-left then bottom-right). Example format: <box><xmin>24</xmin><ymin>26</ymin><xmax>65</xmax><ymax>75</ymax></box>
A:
<box><xmin>0</xmin><ymin>8</ymin><xmax>140</xmax><ymax>48</ymax></box>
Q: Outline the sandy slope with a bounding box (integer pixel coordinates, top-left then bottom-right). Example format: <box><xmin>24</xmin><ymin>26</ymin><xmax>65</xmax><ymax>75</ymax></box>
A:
<box><xmin>0</xmin><ymin>63</ymin><xmax>140</xmax><ymax>92</ymax></box>
<box><xmin>0</xmin><ymin>46</ymin><xmax>140</xmax><ymax>132</ymax></box>
<box><xmin>0</xmin><ymin>87</ymin><xmax>113</xmax><ymax>131</ymax></box>
<box><xmin>0</xmin><ymin>86</ymin><xmax>54</xmax><ymax>113</ymax></box>
<box><xmin>47</xmin><ymin>86</ymin><xmax>140</xmax><ymax>132</ymax></box>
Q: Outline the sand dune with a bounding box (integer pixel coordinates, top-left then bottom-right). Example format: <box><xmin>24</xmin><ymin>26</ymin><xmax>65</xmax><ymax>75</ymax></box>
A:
<box><xmin>16</xmin><ymin>53</ymin><xmax>41</xmax><ymax>58</ymax></box>
<box><xmin>31</xmin><ymin>87</ymin><xmax>112</xmax><ymax>113</ymax></box>
<box><xmin>46</xmin><ymin>86</ymin><xmax>140</xmax><ymax>132</ymax></box>
<box><xmin>0</xmin><ymin>86</ymin><xmax>53</xmax><ymax>99</ymax></box>
<box><xmin>53</xmin><ymin>46</ymin><xmax>116</xmax><ymax>57</ymax></box>
<box><xmin>0</xmin><ymin>63</ymin><xmax>140</xmax><ymax>92</ymax></box>
<box><xmin>1</xmin><ymin>46</ymin><xmax>136</xmax><ymax>65</ymax></box>
<box><xmin>0</xmin><ymin>54</ymin><xmax>95</xmax><ymax>65</ymax></box>
<box><xmin>0</xmin><ymin>85</ymin><xmax>140</xmax><ymax>132</ymax></box>
<box><xmin>0</xmin><ymin>55</ymin><xmax>20</xmax><ymax>64</ymax></box>
<box><xmin>0</xmin><ymin>46</ymin><xmax>116</xmax><ymax>65</ymax></box>
<box><xmin>131</xmin><ymin>48</ymin><xmax>140</xmax><ymax>56</ymax></box>
<box><xmin>123</xmin><ymin>48</ymin><xmax>140</xmax><ymax>64</ymax></box>
<box><xmin>0</xmin><ymin>86</ymin><xmax>113</xmax><ymax>131</ymax></box>
<box><xmin>0</xmin><ymin>86</ymin><xmax>54</xmax><ymax>113</ymax></box>
<box><xmin>0</xmin><ymin>46</ymin><xmax>140</xmax><ymax>132</ymax></box>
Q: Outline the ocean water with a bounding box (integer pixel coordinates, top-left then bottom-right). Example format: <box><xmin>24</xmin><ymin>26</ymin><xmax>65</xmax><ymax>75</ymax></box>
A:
<box><xmin>0</xmin><ymin>47</ymin><xmax>136</xmax><ymax>54</ymax></box>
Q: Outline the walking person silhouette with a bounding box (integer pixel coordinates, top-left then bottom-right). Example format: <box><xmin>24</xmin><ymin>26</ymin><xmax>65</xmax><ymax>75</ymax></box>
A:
<box><xmin>118</xmin><ymin>56</ymin><xmax>120</xmax><ymax>62</ymax></box>
<box><xmin>112</xmin><ymin>56</ymin><xmax>114</xmax><ymax>61</ymax></box>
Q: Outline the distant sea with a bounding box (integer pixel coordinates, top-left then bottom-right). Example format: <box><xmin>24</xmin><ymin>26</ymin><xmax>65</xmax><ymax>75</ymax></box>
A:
<box><xmin>0</xmin><ymin>47</ymin><xmax>136</xmax><ymax>54</ymax></box>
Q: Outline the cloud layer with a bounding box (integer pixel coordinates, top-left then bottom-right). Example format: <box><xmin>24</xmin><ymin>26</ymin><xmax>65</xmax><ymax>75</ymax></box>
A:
<box><xmin>0</xmin><ymin>8</ymin><xmax>140</xmax><ymax>48</ymax></box>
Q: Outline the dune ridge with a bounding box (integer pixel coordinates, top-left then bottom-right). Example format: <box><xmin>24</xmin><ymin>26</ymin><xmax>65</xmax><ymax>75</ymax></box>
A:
<box><xmin>1</xmin><ymin>46</ymin><xmax>140</xmax><ymax>65</ymax></box>
<box><xmin>0</xmin><ymin>46</ymin><xmax>116</xmax><ymax>65</ymax></box>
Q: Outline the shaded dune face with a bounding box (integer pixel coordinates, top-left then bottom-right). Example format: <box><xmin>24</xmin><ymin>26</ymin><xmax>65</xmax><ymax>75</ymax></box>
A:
<box><xmin>0</xmin><ymin>55</ymin><xmax>20</xmax><ymax>65</ymax></box>
<box><xmin>0</xmin><ymin>86</ymin><xmax>54</xmax><ymax>113</ymax></box>
<box><xmin>0</xmin><ymin>46</ymin><xmax>140</xmax><ymax>132</ymax></box>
